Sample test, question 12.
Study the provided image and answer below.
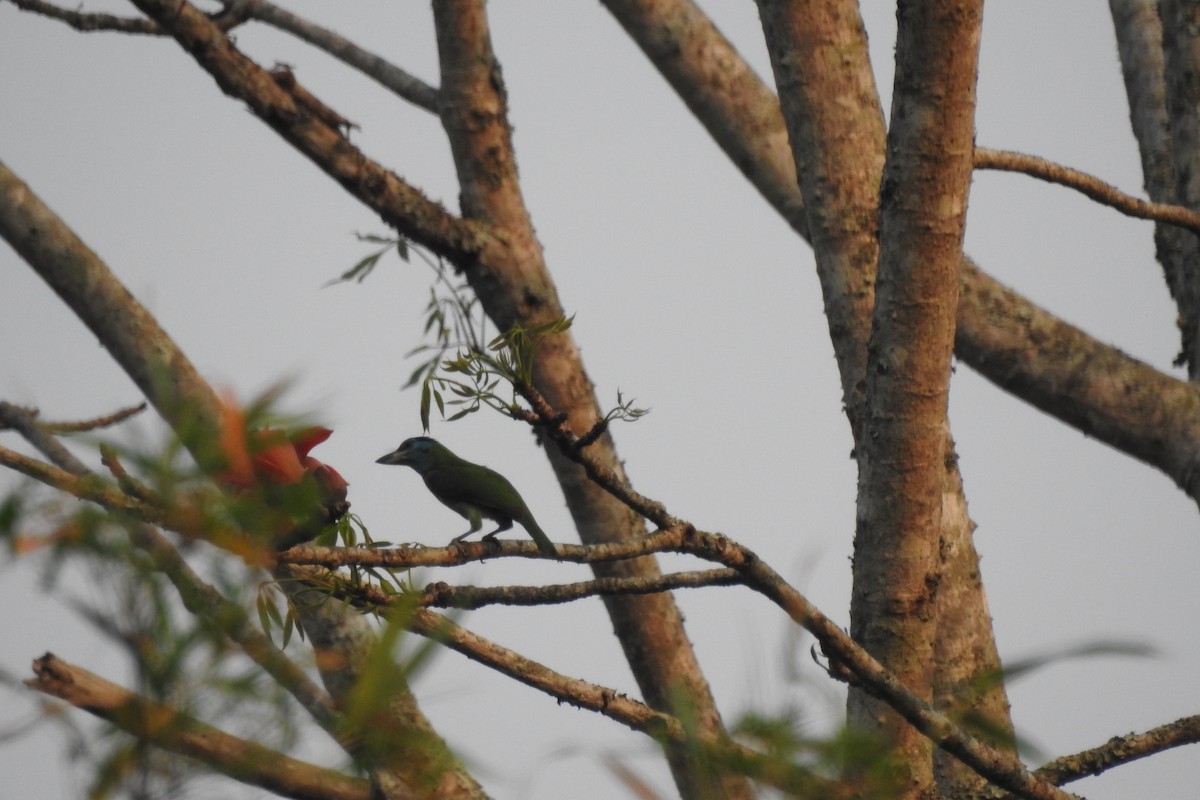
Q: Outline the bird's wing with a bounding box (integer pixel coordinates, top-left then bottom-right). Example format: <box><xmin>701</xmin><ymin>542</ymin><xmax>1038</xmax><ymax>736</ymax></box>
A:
<box><xmin>423</xmin><ymin>462</ymin><xmax>527</xmax><ymax>518</ymax></box>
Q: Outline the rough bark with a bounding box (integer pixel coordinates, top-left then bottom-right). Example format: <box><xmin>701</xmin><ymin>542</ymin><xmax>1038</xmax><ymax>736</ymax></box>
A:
<box><xmin>847</xmin><ymin>4</ymin><xmax>983</xmax><ymax>796</ymax></box>
<box><xmin>1112</xmin><ymin>0</ymin><xmax>1200</xmax><ymax>375</ymax></box>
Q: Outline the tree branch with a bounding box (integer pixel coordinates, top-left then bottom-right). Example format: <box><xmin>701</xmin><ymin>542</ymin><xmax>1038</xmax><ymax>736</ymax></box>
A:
<box><xmin>285</xmin><ymin>529</ymin><xmax>1076</xmax><ymax>800</ymax></box>
<box><xmin>402</xmin><ymin>607</ymin><xmax>849</xmax><ymax>798</ymax></box>
<box><xmin>1110</xmin><ymin>0</ymin><xmax>1200</xmax><ymax>372</ymax></box>
<box><xmin>119</xmin><ymin>0</ymin><xmax>485</xmax><ymax>265</ymax></box>
<box><xmin>421</xmin><ymin>567</ymin><xmax>742</xmax><ymax>608</ymax></box>
<box><xmin>0</xmin><ymin>159</ymin><xmax>223</xmax><ymax>446</ymax></box>
<box><xmin>236</xmin><ymin>0</ymin><xmax>438</xmax><ymax>112</ymax></box>
<box><xmin>974</xmin><ymin>146</ymin><xmax>1200</xmax><ymax>232</ymax></box>
<box><xmin>0</xmin><ymin>400</ymin><xmax>147</xmax><ymax>433</ymax></box>
<box><xmin>601</xmin><ymin>1</ymin><xmax>1200</xmax><ymax>511</ymax></box>
<box><xmin>1159</xmin><ymin>0</ymin><xmax>1200</xmax><ymax>374</ymax></box>
<box><xmin>1031</xmin><ymin>714</ymin><xmax>1200</xmax><ymax>788</ymax></box>
<box><xmin>330</xmin><ymin>567</ymin><xmax>742</xmax><ymax>610</ymax></box>
<box><xmin>6</xmin><ymin>0</ymin><xmax>182</xmax><ymax>33</ymax></box>
<box><xmin>956</xmin><ymin>258</ymin><xmax>1200</xmax><ymax>503</ymax></box>
<box><xmin>27</xmin><ymin>654</ymin><xmax>371</xmax><ymax>800</ymax></box>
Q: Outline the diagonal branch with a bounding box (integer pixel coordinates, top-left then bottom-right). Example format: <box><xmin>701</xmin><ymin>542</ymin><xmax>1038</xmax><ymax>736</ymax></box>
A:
<box><xmin>402</xmin><ymin>606</ymin><xmax>850</xmax><ymax>798</ymax></box>
<box><xmin>235</xmin><ymin>0</ymin><xmax>439</xmax><ymax>112</ymax></box>
<box><xmin>975</xmin><ymin>146</ymin><xmax>1200</xmax><ymax>232</ymax></box>
<box><xmin>955</xmin><ymin>258</ymin><xmax>1200</xmax><ymax>502</ymax></box>
<box><xmin>0</xmin><ymin>159</ymin><xmax>223</xmax><ymax>446</ymax></box>
<box><xmin>5</xmin><ymin>0</ymin><xmax>208</xmax><ymax>33</ymax></box>
<box><xmin>1031</xmin><ymin>714</ymin><xmax>1200</xmax><ymax>789</ymax></box>
<box><xmin>119</xmin><ymin>0</ymin><xmax>484</xmax><ymax>266</ymax></box>
<box><xmin>27</xmin><ymin>653</ymin><xmax>371</xmax><ymax>800</ymax></box>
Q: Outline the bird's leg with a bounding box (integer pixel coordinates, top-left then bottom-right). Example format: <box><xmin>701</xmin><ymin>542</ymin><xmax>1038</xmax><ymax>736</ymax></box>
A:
<box><xmin>481</xmin><ymin>518</ymin><xmax>514</xmax><ymax>541</ymax></box>
<box><xmin>451</xmin><ymin>511</ymin><xmax>484</xmax><ymax>544</ymax></box>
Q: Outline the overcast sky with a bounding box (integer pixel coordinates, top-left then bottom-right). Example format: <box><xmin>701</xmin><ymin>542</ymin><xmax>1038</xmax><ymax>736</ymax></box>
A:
<box><xmin>1</xmin><ymin>2</ymin><xmax>1197</xmax><ymax>798</ymax></box>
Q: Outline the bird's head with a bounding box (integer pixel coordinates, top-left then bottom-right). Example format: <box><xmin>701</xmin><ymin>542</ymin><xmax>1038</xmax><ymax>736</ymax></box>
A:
<box><xmin>376</xmin><ymin>436</ymin><xmax>445</xmax><ymax>473</ymax></box>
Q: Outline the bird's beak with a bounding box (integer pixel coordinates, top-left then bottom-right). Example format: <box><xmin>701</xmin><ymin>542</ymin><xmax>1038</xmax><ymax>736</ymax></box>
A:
<box><xmin>376</xmin><ymin>449</ymin><xmax>407</xmax><ymax>465</ymax></box>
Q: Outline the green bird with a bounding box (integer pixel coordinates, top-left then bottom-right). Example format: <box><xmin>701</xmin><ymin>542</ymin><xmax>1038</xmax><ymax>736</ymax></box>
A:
<box><xmin>376</xmin><ymin>437</ymin><xmax>558</xmax><ymax>558</ymax></box>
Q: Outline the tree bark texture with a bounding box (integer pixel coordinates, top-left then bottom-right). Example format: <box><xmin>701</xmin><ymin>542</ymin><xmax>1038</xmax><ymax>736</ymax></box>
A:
<box><xmin>847</xmin><ymin>4</ymin><xmax>983</xmax><ymax>796</ymax></box>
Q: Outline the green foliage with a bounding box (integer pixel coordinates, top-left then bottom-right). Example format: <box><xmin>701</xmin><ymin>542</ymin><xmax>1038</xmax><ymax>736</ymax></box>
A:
<box><xmin>256</xmin><ymin>511</ymin><xmax>418</xmax><ymax>649</ymax></box>
<box><xmin>729</xmin><ymin>710</ymin><xmax>900</xmax><ymax>796</ymax></box>
<box><xmin>402</xmin><ymin>254</ymin><xmax>575</xmax><ymax>432</ymax></box>
<box><xmin>323</xmin><ymin>232</ymin><xmax>411</xmax><ymax>287</ymax></box>
<box><xmin>0</xmin><ymin>392</ymin><xmax>433</xmax><ymax>797</ymax></box>
<box><xmin>337</xmin><ymin>233</ymin><xmax>650</xmax><ymax>435</ymax></box>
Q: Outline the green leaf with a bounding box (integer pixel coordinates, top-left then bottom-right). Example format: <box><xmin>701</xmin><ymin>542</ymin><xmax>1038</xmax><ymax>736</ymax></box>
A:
<box><xmin>281</xmin><ymin>612</ymin><xmax>295</xmax><ymax>649</ymax></box>
<box><xmin>256</xmin><ymin>595</ymin><xmax>274</xmax><ymax>642</ymax></box>
<box><xmin>419</xmin><ymin>382</ymin><xmax>432</xmax><ymax>431</ymax></box>
<box><xmin>324</xmin><ymin>248</ymin><xmax>385</xmax><ymax>287</ymax></box>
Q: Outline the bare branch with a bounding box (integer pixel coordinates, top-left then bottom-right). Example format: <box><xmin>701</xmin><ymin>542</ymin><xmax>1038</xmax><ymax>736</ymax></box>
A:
<box><xmin>4</xmin><ymin>0</ymin><xmax>245</xmax><ymax>33</ymax></box>
<box><xmin>119</xmin><ymin>0</ymin><xmax>486</xmax><ymax>265</ymax></box>
<box><xmin>0</xmin><ymin>401</ymin><xmax>147</xmax><ymax>434</ymax></box>
<box><xmin>0</xmin><ymin>159</ymin><xmax>224</xmax><ymax>446</ymax></box>
<box><xmin>1160</xmin><ymin>0</ymin><xmax>1200</xmax><ymax>373</ymax></box>
<box><xmin>334</xmin><ymin>568</ymin><xmax>742</xmax><ymax>610</ymax></box>
<box><xmin>6</xmin><ymin>0</ymin><xmax>165</xmax><ymax>33</ymax></box>
<box><xmin>421</xmin><ymin>568</ymin><xmax>741</xmax><ymax>608</ymax></box>
<box><xmin>403</xmin><ymin>607</ymin><xmax>850</xmax><ymax>798</ymax></box>
<box><xmin>1032</xmin><ymin>714</ymin><xmax>1200</xmax><ymax>788</ymax></box>
<box><xmin>975</xmin><ymin>146</ymin><xmax>1200</xmax><ymax>232</ymax></box>
<box><xmin>507</xmin><ymin>391</ymin><xmax>677</xmax><ymax>529</ymax></box>
<box><xmin>27</xmin><ymin>654</ymin><xmax>371</xmax><ymax>800</ymax></box>
<box><xmin>956</xmin><ymin>258</ymin><xmax>1200</xmax><ymax>504</ymax></box>
<box><xmin>283</xmin><ymin>529</ymin><xmax>1068</xmax><ymax>800</ymax></box>
<box><xmin>239</xmin><ymin>0</ymin><xmax>439</xmax><ymax>112</ymax></box>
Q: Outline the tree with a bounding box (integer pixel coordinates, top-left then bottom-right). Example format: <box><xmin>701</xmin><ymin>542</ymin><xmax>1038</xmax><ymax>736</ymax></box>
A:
<box><xmin>1</xmin><ymin>2</ymin><xmax>1198</xmax><ymax>799</ymax></box>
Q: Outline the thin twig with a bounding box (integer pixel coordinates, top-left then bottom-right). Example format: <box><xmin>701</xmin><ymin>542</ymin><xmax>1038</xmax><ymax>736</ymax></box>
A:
<box><xmin>334</xmin><ymin>567</ymin><xmax>742</xmax><ymax>610</ymax></box>
<box><xmin>5</xmin><ymin>0</ymin><xmax>242</xmax><ymax>33</ymax></box>
<box><xmin>36</xmin><ymin>402</ymin><xmax>147</xmax><ymax>433</ymax></box>
<box><xmin>402</xmin><ymin>607</ymin><xmax>848</xmax><ymax>797</ymax></box>
<box><xmin>239</xmin><ymin>0</ymin><xmax>439</xmax><ymax>111</ymax></box>
<box><xmin>975</xmin><ymin>146</ymin><xmax>1200</xmax><ymax>233</ymax></box>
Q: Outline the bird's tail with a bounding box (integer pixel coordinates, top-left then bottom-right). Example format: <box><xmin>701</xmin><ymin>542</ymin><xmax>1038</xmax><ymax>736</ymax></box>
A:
<box><xmin>523</xmin><ymin>516</ymin><xmax>558</xmax><ymax>558</ymax></box>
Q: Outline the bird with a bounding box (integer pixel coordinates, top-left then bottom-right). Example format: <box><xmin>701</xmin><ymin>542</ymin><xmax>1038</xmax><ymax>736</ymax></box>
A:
<box><xmin>376</xmin><ymin>437</ymin><xmax>558</xmax><ymax>558</ymax></box>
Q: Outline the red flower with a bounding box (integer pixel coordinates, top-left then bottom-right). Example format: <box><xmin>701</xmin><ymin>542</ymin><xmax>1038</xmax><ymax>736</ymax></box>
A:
<box><xmin>219</xmin><ymin>398</ymin><xmax>348</xmax><ymax>502</ymax></box>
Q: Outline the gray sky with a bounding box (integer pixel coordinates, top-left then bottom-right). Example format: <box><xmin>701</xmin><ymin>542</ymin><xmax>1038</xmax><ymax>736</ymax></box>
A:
<box><xmin>2</xmin><ymin>2</ymin><xmax>1197</xmax><ymax>798</ymax></box>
